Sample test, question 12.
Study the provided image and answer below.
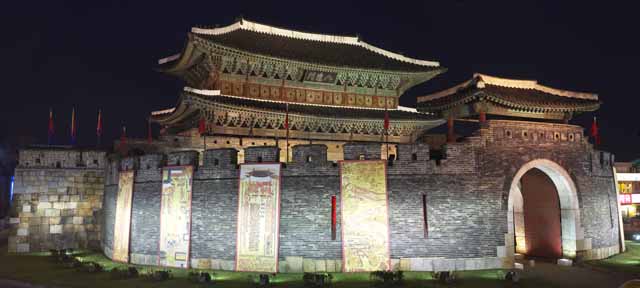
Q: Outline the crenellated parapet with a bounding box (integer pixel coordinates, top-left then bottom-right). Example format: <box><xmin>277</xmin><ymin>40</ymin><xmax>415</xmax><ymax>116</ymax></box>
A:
<box><xmin>17</xmin><ymin>147</ymin><xmax>106</xmax><ymax>170</ymax></box>
<box><xmin>482</xmin><ymin>120</ymin><xmax>586</xmax><ymax>147</ymax></box>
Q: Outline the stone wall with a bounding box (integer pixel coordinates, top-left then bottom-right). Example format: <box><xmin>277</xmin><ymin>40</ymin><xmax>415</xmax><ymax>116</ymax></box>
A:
<box><xmin>8</xmin><ymin>148</ymin><xmax>106</xmax><ymax>253</ymax></box>
<box><xmin>11</xmin><ymin>120</ymin><xmax>622</xmax><ymax>273</ymax></box>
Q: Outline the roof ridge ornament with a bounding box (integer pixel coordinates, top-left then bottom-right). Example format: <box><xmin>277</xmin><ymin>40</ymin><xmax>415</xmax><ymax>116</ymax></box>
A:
<box><xmin>190</xmin><ymin>18</ymin><xmax>439</xmax><ymax>67</ymax></box>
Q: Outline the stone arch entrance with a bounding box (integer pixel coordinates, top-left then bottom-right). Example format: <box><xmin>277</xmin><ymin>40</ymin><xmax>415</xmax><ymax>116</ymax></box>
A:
<box><xmin>507</xmin><ymin>159</ymin><xmax>583</xmax><ymax>259</ymax></box>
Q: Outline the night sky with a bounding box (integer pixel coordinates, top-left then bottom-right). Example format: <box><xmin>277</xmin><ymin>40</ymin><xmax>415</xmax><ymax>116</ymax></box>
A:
<box><xmin>1</xmin><ymin>1</ymin><xmax>639</xmax><ymax>171</ymax></box>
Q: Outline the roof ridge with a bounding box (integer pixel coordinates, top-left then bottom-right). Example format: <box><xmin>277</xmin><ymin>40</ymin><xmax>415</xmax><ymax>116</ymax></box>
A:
<box><xmin>417</xmin><ymin>73</ymin><xmax>598</xmax><ymax>102</ymax></box>
<box><xmin>475</xmin><ymin>73</ymin><xmax>598</xmax><ymax>100</ymax></box>
<box><xmin>190</xmin><ymin>18</ymin><xmax>439</xmax><ymax>67</ymax></box>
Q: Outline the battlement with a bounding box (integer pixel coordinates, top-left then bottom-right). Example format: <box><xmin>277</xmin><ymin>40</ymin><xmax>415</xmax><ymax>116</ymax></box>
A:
<box><xmin>343</xmin><ymin>143</ymin><xmax>382</xmax><ymax>160</ymax></box>
<box><xmin>292</xmin><ymin>144</ymin><xmax>328</xmax><ymax>163</ymax></box>
<box><xmin>17</xmin><ymin>147</ymin><xmax>106</xmax><ymax>169</ymax></box>
<box><xmin>483</xmin><ymin>120</ymin><xmax>585</xmax><ymax>146</ymax></box>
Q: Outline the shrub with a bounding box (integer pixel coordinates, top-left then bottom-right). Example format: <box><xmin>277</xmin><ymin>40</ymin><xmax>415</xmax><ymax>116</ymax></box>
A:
<box><xmin>303</xmin><ymin>273</ymin><xmax>332</xmax><ymax>287</ymax></box>
<box><xmin>110</xmin><ymin>267</ymin><xmax>138</xmax><ymax>279</ymax></box>
<box><xmin>188</xmin><ymin>271</ymin><xmax>212</xmax><ymax>283</ymax></box>
<box><xmin>147</xmin><ymin>270</ymin><xmax>172</xmax><ymax>281</ymax></box>
<box><xmin>370</xmin><ymin>270</ymin><xmax>403</xmax><ymax>286</ymax></box>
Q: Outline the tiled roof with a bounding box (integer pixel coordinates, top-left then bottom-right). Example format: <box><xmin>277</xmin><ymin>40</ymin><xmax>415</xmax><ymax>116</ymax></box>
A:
<box><xmin>417</xmin><ymin>74</ymin><xmax>600</xmax><ymax>113</ymax></box>
<box><xmin>190</xmin><ymin>19</ymin><xmax>440</xmax><ymax>72</ymax></box>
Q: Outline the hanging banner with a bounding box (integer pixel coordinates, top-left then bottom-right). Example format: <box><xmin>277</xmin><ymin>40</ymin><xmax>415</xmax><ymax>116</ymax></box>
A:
<box><xmin>236</xmin><ymin>163</ymin><xmax>281</xmax><ymax>273</ymax></box>
<box><xmin>158</xmin><ymin>166</ymin><xmax>193</xmax><ymax>268</ymax></box>
<box><xmin>340</xmin><ymin>160</ymin><xmax>390</xmax><ymax>272</ymax></box>
<box><xmin>112</xmin><ymin>171</ymin><xmax>134</xmax><ymax>262</ymax></box>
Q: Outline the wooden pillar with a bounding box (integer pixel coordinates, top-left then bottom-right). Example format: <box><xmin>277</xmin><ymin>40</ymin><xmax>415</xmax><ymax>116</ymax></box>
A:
<box><xmin>447</xmin><ymin>115</ymin><xmax>455</xmax><ymax>143</ymax></box>
<box><xmin>479</xmin><ymin>111</ymin><xmax>487</xmax><ymax>124</ymax></box>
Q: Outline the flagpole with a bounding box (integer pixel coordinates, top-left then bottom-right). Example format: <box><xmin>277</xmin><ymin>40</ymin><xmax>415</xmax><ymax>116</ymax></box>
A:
<box><xmin>97</xmin><ymin>109</ymin><xmax>102</xmax><ymax>147</ymax></box>
<box><xmin>48</xmin><ymin>108</ymin><xmax>54</xmax><ymax>146</ymax></box>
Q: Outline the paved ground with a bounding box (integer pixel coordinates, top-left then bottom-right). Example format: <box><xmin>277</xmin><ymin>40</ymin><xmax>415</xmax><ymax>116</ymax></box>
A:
<box><xmin>519</xmin><ymin>260</ymin><xmax>632</xmax><ymax>288</ymax></box>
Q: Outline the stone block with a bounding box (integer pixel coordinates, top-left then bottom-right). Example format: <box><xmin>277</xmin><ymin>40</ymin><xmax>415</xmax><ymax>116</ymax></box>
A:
<box><xmin>50</xmin><ymin>224</ymin><xmax>62</xmax><ymax>234</ymax></box>
<box><xmin>285</xmin><ymin>256</ymin><xmax>303</xmax><ymax>273</ymax></box>
<box><xmin>279</xmin><ymin>261</ymin><xmax>287</xmax><ymax>273</ymax></box>
<box><xmin>22</xmin><ymin>205</ymin><xmax>31</xmax><ymax>213</ymax></box>
<box><xmin>210</xmin><ymin>259</ymin><xmax>221</xmax><ymax>270</ymax></box>
<box><xmin>514</xmin><ymin>263</ymin><xmax>524</xmax><ymax>270</ymax></box>
<box><xmin>335</xmin><ymin>261</ymin><xmax>342</xmax><ymax>272</ymax></box>
<box><xmin>315</xmin><ymin>259</ymin><xmax>326</xmax><ymax>272</ymax></box>
<box><xmin>17</xmin><ymin>228</ymin><xmax>28</xmax><ymax>236</ymax></box>
<box><xmin>53</xmin><ymin>202</ymin><xmax>65</xmax><ymax>209</ymax></box>
<box><xmin>44</xmin><ymin>209</ymin><xmax>60</xmax><ymax>217</ymax></box>
<box><xmin>9</xmin><ymin>218</ymin><xmax>20</xmax><ymax>224</ymax></box>
<box><xmin>49</xmin><ymin>217</ymin><xmax>61</xmax><ymax>225</ymax></box>
<box><xmin>60</xmin><ymin>195</ymin><xmax>69</xmax><ymax>202</ymax></box>
<box><xmin>73</xmin><ymin>217</ymin><xmax>83</xmax><ymax>225</ymax></box>
<box><xmin>48</xmin><ymin>195</ymin><xmax>58</xmax><ymax>202</ymax></box>
<box><xmin>326</xmin><ymin>259</ymin><xmax>336</xmax><ymax>272</ymax></box>
<box><xmin>17</xmin><ymin>243</ymin><xmax>30</xmax><ymax>253</ymax></box>
<box><xmin>303</xmin><ymin>258</ymin><xmax>316</xmax><ymax>272</ymax></box>
<box><xmin>37</xmin><ymin>202</ymin><xmax>52</xmax><ymax>210</ymax></box>
<box><xmin>220</xmin><ymin>260</ymin><xmax>234</xmax><ymax>271</ymax></box>
<box><xmin>399</xmin><ymin>258</ymin><xmax>411</xmax><ymax>271</ymax></box>
<box><xmin>557</xmin><ymin>258</ymin><xmax>572</xmax><ymax>266</ymax></box>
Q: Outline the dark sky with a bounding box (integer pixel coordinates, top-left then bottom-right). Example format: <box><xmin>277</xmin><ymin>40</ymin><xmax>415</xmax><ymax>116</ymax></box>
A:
<box><xmin>1</xmin><ymin>1</ymin><xmax>639</xmax><ymax>162</ymax></box>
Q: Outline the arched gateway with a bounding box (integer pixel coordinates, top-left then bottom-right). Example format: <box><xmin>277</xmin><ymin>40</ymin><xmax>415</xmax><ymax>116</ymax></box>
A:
<box><xmin>507</xmin><ymin>159</ymin><xmax>583</xmax><ymax>259</ymax></box>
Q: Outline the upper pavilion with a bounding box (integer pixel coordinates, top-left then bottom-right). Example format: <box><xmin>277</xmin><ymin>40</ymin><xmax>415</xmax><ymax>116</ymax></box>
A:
<box><xmin>417</xmin><ymin>73</ymin><xmax>600</xmax><ymax>142</ymax></box>
<box><xmin>151</xmin><ymin>18</ymin><xmax>446</xmax><ymax>150</ymax></box>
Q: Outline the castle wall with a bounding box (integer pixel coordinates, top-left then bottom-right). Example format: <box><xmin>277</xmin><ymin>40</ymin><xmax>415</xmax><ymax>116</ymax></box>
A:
<box><xmin>8</xmin><ymin>148</ymin><xmax>106</xmax><ymax>253</ymax></box>
<box><xmin>10</xmin><ymin>120</ymin><xmax>622</xmax><ymax>272</ymax></box>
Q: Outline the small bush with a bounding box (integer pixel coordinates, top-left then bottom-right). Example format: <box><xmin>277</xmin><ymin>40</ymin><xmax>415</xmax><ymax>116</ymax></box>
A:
<box><xmin>370</xmin><ymin>270</ymin><xmax>403</xmax><ymax>286</ymax></box>
<box><xmin>110</xmin><ymin>267</ymin><xmax>138</xmax><ymax>279</ymax></box>
<box><xmin>80</xmin><ymin>261</ymin><xmax>104</xmax><ymax>273</ymax></box>
<box><xmin>147</xmin><ymin>270</ymin><xmax>172</xmax><ymax>281</ymax></box>
<box><xmin>188</xmin><ymin>271</ymin><xmax>212</xmax><ymax>283</ymax></box>
<box><xmin>303</xmin><ymin>273</ymin><xmax>332</xmax><ymax>287</ymax></box>
<box><xmin>63</xmin><ymin>257</ymin><xmax>83</xmax><ymax>269</ymax></box>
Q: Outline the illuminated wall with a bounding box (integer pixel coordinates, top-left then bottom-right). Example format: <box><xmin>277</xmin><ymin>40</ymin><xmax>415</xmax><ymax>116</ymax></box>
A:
<box><xmin>159</xmin><ymin>166</ymin><xmax>193</xmax><ymax>268</ymax></box>
<box><xmin>112</xmin><ymin>171</ymin><xmax>134</xmax><ymax>262</ymax></box>
<box><xmin>236</xmin><ymin>163</ymin><xmax>281</xmax><ymax>273</ymax></box>
<box><xmin>340</xmin><ymin>160</ymin><xmax>390</xmax><ymax>272</ymax></box>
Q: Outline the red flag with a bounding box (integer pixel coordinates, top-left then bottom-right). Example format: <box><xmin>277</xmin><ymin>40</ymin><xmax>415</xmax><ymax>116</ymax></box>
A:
<box><xmin>48</xmin><ymin>108</ymin><xmax>55</xmax><ymax>145</ymax></box>
<box><xmin>119</xmin><ymin>125</ymin><xmax>127</xmax><ymax>153</ymax></box>
<box><xmin>590</xmin><ymin>116</ymin><xmax>600</xmax><ymax>145</ymax></box>
<box><xmin>198</xmin><ymin>116</ymin><xmax>206</xmax><ymax>135</ymax></box>
<box><xmin>70</xmin><ymin>107</ymin><xmax>77</xmax><ymax>145</ymax></box>
<box><xmin>96</xmin><ymin>109</ymin><xmax>102</xmax><ymax>137</ymax></box>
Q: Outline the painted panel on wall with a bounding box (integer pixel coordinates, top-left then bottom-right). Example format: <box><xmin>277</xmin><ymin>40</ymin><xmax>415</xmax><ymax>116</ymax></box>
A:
<box><xmin>158</xmin><ymin>166</ymin><xmax>193</xmax><ymax>268</ymax></box>
<box><xmin>112</xmin><ymin>171</ymin><xmax>134</xmax><ymax>262</ymax></box>
<box><xmin>236</xmin><ymin>163</ymin><xmax>281</xmax><ymax>273</ymax></box>
<box><xmin>340</xmin><ymin>160</ymin><xmax>390</xmax><ymax>272</ymax></box>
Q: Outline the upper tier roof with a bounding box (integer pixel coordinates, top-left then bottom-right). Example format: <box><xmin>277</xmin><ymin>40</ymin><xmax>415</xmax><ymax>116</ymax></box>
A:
<box><xmin>417</xmin><ymin>73</ymin><xmax>600</xmax><ymax>113</ymax></box>
<box><xmin>185</xmin><ymin>18</ymin><xmax>440</xmax><ymax>72</ymax></box>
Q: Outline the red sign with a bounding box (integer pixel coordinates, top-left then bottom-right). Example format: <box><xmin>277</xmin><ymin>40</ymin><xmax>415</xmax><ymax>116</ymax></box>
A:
<box><xmin>619</xmin><ymin>194</ymin><xmax>632</xmax><ymax>205</ymax></box>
